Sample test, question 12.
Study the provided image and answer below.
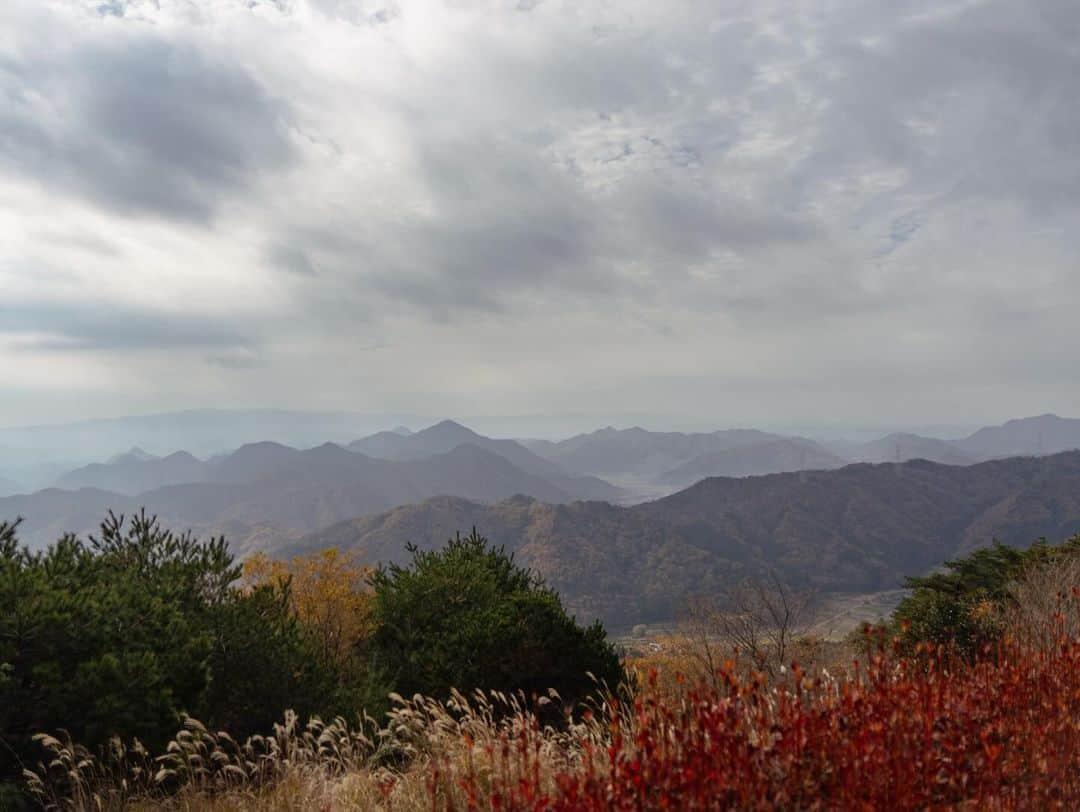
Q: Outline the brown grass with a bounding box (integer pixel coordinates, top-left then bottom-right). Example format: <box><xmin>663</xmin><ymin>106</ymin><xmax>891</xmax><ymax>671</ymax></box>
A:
<box><xmin>1004</xmin><ymin>551</ymin><xmax>1080</xmax><ymax>650</ymax></box>
<box><xmin>25</xmin><ymin>689</ymin><xmax>607</xmax><ymax>811</ymax></box>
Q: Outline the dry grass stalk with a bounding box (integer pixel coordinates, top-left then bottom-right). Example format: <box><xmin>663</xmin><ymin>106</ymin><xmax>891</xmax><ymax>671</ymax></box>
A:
<box><xmin>24</xmin><ymin>689</ymin><xmax>608</xmax><ymax>811</ymax></box>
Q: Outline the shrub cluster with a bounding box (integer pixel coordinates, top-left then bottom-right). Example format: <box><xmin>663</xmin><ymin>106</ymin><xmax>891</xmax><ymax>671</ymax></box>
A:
<box><xmin>0</xmin><ymin>516</ymin><xmax>619</xmax><ymax>800</ymax></box>
<box><xmin>368</xmin><ymin>531</ymin><xmax>624</xmax><ymax>716</ymax></box>
<box><xmin>0</xmin><ymin>512</ymin><xmax>355</xmax><ymax>788</ymax></box>
<box><xmin>891</xmin><ymin>535</ymin><xmax>1080</xmax><ymax>655</ymax></box>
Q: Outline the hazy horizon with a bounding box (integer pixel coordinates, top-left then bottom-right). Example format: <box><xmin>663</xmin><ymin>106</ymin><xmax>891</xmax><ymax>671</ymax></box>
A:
<box><xmin>0</xmin><ymin>403</ymin><xmax>1013</xmax><ymax>444</ymax></box>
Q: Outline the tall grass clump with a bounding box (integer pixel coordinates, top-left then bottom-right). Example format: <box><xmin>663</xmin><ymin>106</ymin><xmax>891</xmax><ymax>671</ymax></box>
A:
<box><xmin>24</xmin><ymin>689</ymin><xmax>608</xmax><ymax>811</ymax></box>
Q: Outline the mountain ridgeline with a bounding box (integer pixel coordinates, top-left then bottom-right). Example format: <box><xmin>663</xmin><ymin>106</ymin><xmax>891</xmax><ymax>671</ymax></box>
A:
<box><xmin>524</xmin><ymin>427</ymin><xmax>844</xmax><ymax>485</ymax></box>
<box><xmin>294</xmin><ymin>450</ymin><xmax>1080</xmax><ymax>628</ymax></box>
<box><xmin>0</xmin><ymin>426</ymin><xmax>617</xmax><ymax>552</ymax></box>
<box><xmin>522</xmin><ymin>414</ymin><xmax>1080</xmax><ymax>487</ymax></box>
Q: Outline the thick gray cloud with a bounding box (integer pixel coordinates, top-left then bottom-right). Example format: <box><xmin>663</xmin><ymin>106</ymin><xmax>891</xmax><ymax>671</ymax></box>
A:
<box><xmin>0</xmin><ymin>30</ymin><xmax>294</xmax><ymax>222</ymax></box>
<box><xmin>799</xmin><ymin>0</ymin><xmax>1080</xmax><ymax>218</ymax></box>
<box><xmin>0</xmin><ymin>0</ymin><xmax>1078</xmax><ymax>430</ymax></box>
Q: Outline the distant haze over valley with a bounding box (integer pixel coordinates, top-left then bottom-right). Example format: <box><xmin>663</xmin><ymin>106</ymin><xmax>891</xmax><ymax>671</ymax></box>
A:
<box><xmin>0</xmin><ymin>408</ymin><xmax>1063</xmax><ymax>490</ymax></box>
<box><xmin>0</xmin><ymin>408</ymin><xmax>982</xmax><ymax>483</ymax></box>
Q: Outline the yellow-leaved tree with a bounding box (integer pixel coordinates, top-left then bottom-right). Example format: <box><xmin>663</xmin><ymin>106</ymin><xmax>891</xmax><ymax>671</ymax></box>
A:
<box><xmin>244</xmin><ymin>548</ymin><xmax>375</xmax><ymax>669</ymax></box>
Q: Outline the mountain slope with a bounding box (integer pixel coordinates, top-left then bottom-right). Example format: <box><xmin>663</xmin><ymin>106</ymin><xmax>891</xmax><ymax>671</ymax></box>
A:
<box><xmin>291</xmin><ymin>494</ymin><xmax>711</xmax><ymax>625</ymax></box>
<box><xmin>56</xmin><ymin>451</ymin><xmax>210</xmax><ymax>495</ymax></box>
<box><xmin>955</xmin><ymin>414</ymin><xmax>1080</xmax><ymax>459</ymax></box>
<box><xmin>350</xmin><ymin>420</ymin><xmax>620</xmax><ymax>500</ymax></box>
<box><xmin>350</xmin><ymin>420</ymin><xmax>558</xmax><ymax>472</ymax></box>
<box><xmin>534</xmin><ymin>426</ymin><xmax>787</xmax><ymax>478</ymax></box>
<box><xmin>105</xmin><ymin>447</ymin><xmax>158</xmax><ymax>465</ymax></box>
<box><xmin>637</xmin><ymin>456</ymin><xmax>1060</xmax><ymax>582</ymax></box>
<box><xmin>346</xmin><ymin>430</ymin><xmax>414</xmax><ymax>459</ymax></box>
<box><xmin>295</xmin><ymin>451</ymin><xmax>1080</xmax><ymax>628</ymax></box>
<box><xmin>0</xmin><ymin>488</ymin><xmax>133</xmax><ymax>547</ymax></box>
<box><xmin>659</xmin><ymin>439</ymin><xmax>845</xmax><ymax>486</ymax></box>
<box><xmin>529</xmin><ymin>426</ymin><xmax>845</xmax><ymax>500</ymax></box>
<box><xmin>852</xmin><ymin>433</ymin><xmax>974</xmax><ymax>465</ymax></box>
<box><xmin>210</xmin><ymin>442</ymin><xmax>304</xmax><ymax>484</ymax></box>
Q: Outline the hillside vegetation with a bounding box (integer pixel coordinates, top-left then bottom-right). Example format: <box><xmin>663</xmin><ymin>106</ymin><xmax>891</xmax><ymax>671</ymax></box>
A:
<box><xmin>0</xmin><ymin>517</ymin><xmax>617</xmax><ymax>804</ymax></box>
<box><xmin>16</xmin><ymin>536</ymin><xmax>1080</xmax><ymax>810</ymax></box>
<box><xmin>298</xmin><ymin>450</ymin><xmax>1080</xmax><ymax>626</ymax></box>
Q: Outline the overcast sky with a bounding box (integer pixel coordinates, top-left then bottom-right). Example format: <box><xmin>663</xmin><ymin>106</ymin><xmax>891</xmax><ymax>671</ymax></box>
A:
<box><xmin>1</xmin><ymin>0</ymin><xmax>1078</xmax><ymax>432</ymax></box>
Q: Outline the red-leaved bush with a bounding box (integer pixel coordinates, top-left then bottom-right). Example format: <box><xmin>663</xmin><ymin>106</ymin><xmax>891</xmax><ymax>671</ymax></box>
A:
<box><xmin>443</xmin><ymin>617</ymin><xmax>1080</xmax><ymax>809</ymax></box>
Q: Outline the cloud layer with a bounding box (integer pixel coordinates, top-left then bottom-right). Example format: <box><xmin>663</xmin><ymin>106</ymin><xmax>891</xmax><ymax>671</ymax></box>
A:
<box><xmin>1</xmin><ymin>0</ymin><xmax>1078</xmax><ymax>429</ymax></box>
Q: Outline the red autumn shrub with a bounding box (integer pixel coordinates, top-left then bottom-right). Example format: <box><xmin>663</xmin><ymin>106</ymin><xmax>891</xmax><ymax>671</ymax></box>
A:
<box><xmin>447</xmin><ymin>610</ymin><xmax>1080</xmax><ymax>810</ymax></box>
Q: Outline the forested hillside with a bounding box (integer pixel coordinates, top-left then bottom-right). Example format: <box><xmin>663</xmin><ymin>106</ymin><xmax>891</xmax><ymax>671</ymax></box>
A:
<box><xmin>298</xmin><ymin>451</ymin><xmax>1080</xmax><ymax>626</ymax></box>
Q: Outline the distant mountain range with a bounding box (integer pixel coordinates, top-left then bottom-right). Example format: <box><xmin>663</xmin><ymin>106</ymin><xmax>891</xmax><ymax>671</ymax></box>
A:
<box><xmin>0</xmin><ymin>432</ymin><xmax>616</xmax><ymax>551</ymax></box>
<box><xmin>46</xmin><ymin>420</ymin><xmax>619</xmax><ymax>499</ymax></box>
<box><xmin>348</xmin><ymin>420</ymin><xmax>618</xmax><ymax>500</ymax></box>
<box><xmin>953</xmin><ymin>415</ymin><xmax>1080</xmax><ymax>458</ymax></box>
<box><xmin>294</xmin><ymin>450</ymin><xmax>1080</xmax><ymax>628</ymax></box>
<box><xmin>4</xmin><ymin>412</ymin><xmax>1079</xmax><ymax>497</ymax></box>
<box><xmin>849</xmin><ymin>433</ymin><xmax>975</xmax><ymax>466</ymax></box>
<box><xmin>657</xmin><ymin>439</ymin><xmax>845</xmax><ymax>487</ymax></box>
<box><xmin>523</xmin><ymin>427</ymin><xmax>781</xmax><ymax>474</ymax></box>
<box><xmin>57</xmin><ymin>450</ymin><xmax>210</xmax><ymax>494</ymax></box>
<box><xmin>0</xmin><ymin>409</ymin><xmax>432</xmax><ymax>489</ymax></box>
<box><xmin>842</xmin><ymin>415</ymin><xmax>1080</xmax><ymax>462</ymax></box>
<box><xmin>523</xmin><ymin>415</ymin><xmax>1080</xmax><ymax>494</ymax></box>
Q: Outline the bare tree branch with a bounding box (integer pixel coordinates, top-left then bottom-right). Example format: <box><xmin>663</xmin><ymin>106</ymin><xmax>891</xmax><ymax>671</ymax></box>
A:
<box><xmin>679</xmin><ymin>572</ymin><xmax>817</xmax><ymax>679</ymax></box>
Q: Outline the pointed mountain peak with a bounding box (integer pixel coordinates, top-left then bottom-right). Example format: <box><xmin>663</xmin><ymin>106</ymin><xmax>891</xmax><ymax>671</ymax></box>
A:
<box><xmin>304</xmin><ymin>442</ymin><xmax>355</xmax><ymax>461</ymax></box>
<box><xmin>106</xmin><ymin>446</ymin><xmax>159</xmax><ymax>465</ymax></box>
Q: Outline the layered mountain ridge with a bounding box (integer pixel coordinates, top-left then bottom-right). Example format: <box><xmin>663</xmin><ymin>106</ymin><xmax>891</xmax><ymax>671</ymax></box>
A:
<box><xmin>1</xmin><ymin>437</ymin><xmax>607</xmax><ymax>552</ymax></box>
<box><xmin>295</xmin><ymin>450</ymin><xmax>1080</xmax><ymax>627</ymax></box>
